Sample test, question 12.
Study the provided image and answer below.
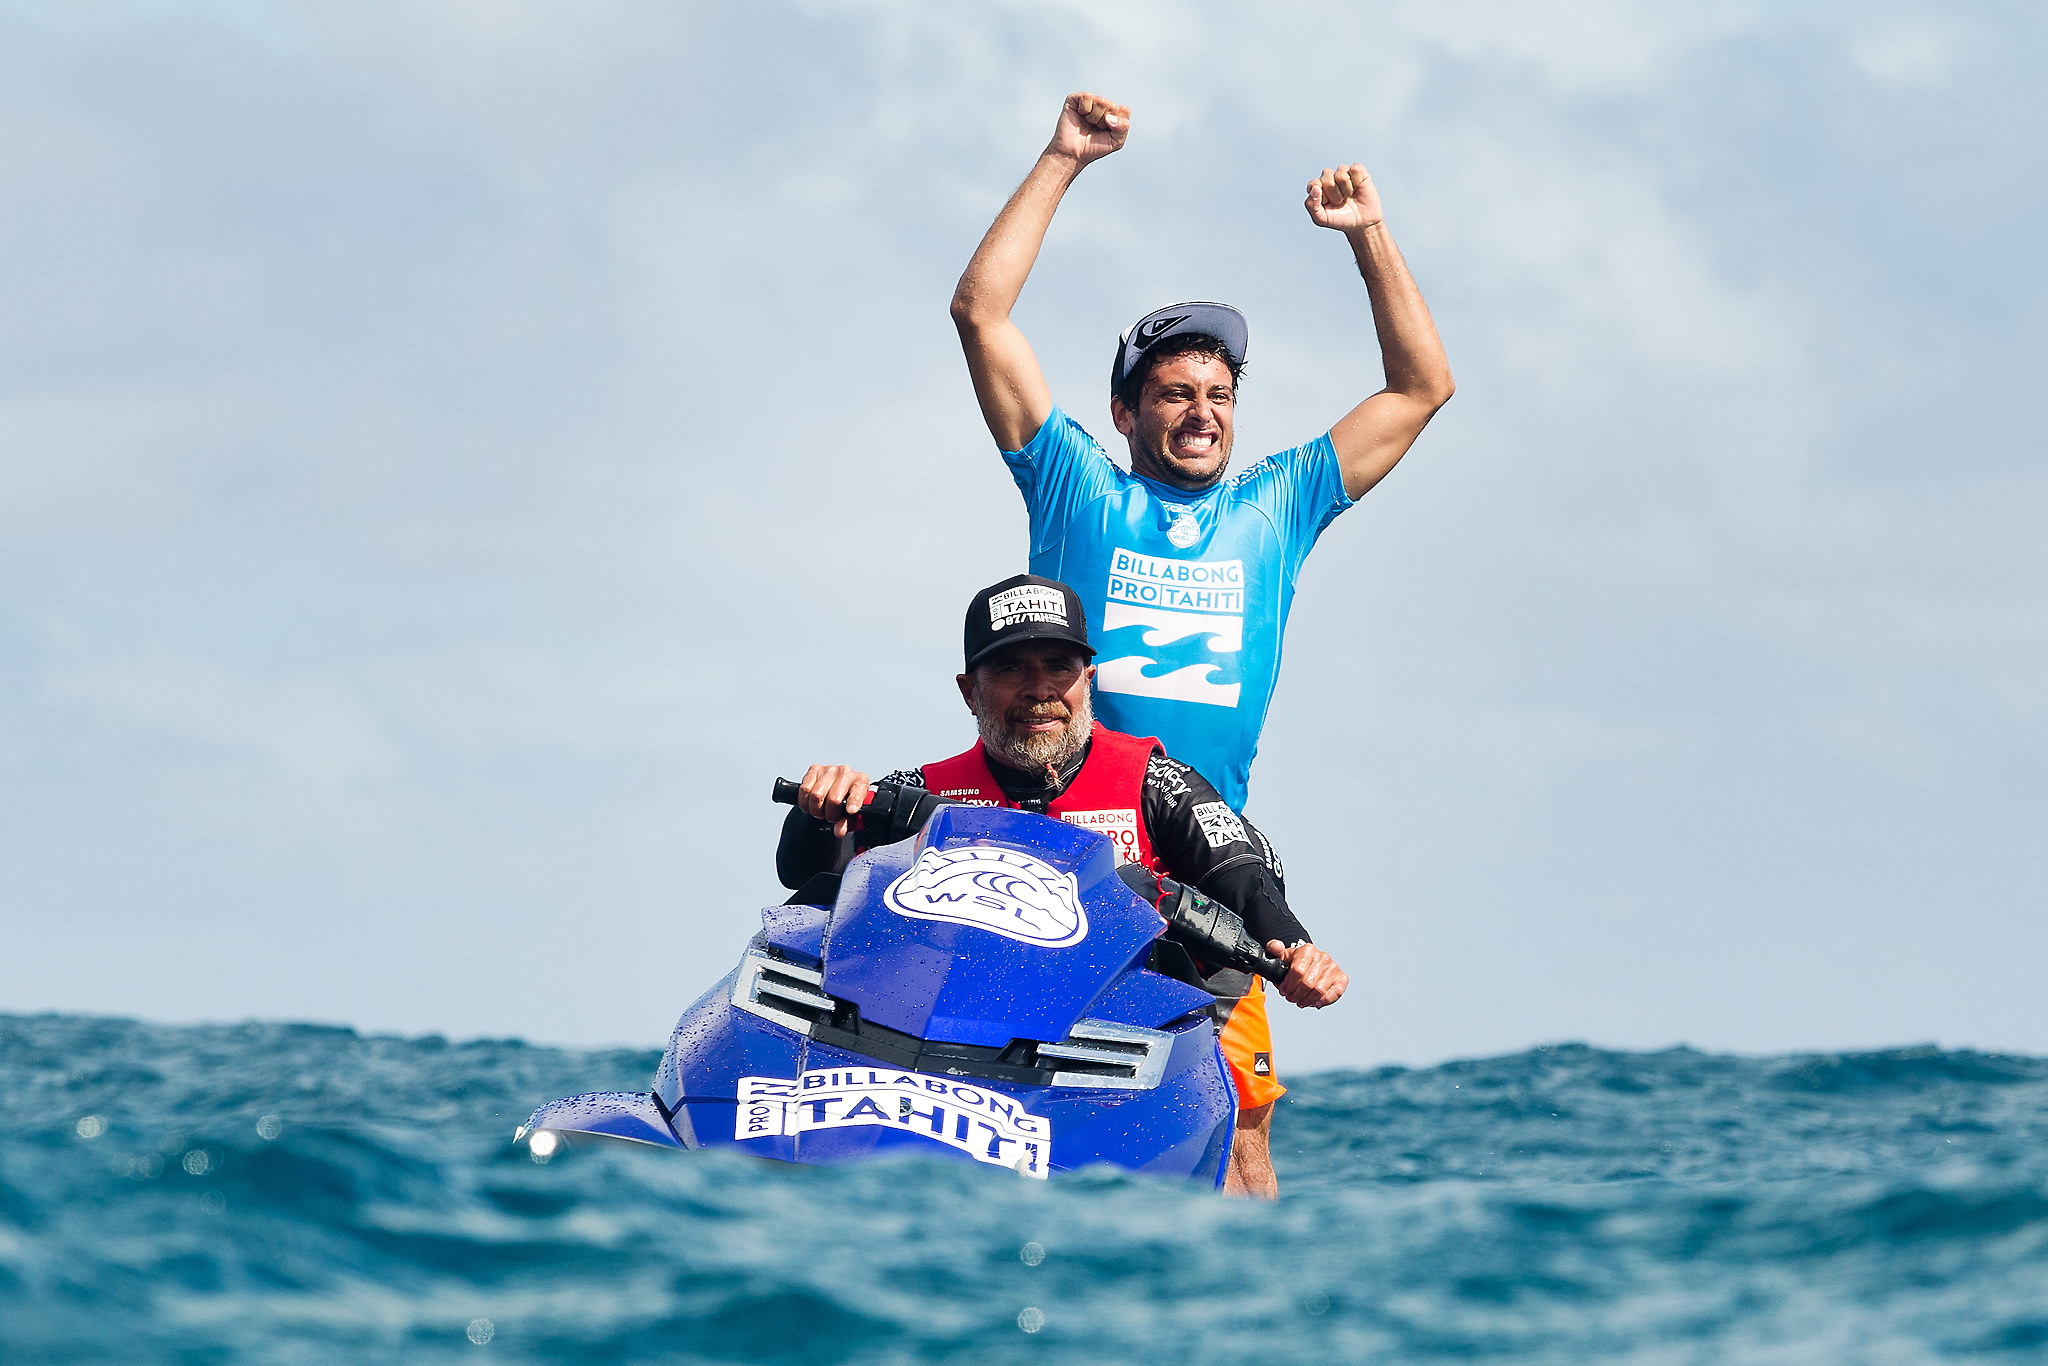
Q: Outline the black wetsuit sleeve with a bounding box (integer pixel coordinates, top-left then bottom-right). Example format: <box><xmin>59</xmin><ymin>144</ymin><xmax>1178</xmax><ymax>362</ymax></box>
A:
<box><xmin>775</xmin><ymin>808</ymin><xmax>843</xmax><ymax>890</ymax></box>
<box><xmin>773</xmin><ymin>769</ymin><xmax>927</xmax><ymax>890</ymax></box>
<box><xmin>1140</xmin><ymin>752</ymin><xmax>1310</xmax><ymax>948</ymax></box>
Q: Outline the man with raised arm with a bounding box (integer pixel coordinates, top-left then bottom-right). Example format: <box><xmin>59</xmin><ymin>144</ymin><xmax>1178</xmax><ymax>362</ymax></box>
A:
<box><xmin>949</xmin><ymin>92</ymin><xmax>1455</xmax><ymax>814</ymax></box>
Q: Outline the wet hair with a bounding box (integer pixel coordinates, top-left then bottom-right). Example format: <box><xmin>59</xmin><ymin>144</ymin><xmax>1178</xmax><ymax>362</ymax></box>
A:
<box><xmin>1113</xmin><ymin>333</ymin><xmax>1245</xmax><ymax>415</ymax></box>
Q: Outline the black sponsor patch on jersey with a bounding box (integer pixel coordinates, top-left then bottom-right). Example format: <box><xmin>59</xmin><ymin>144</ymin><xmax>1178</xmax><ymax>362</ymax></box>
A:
<box><xmin>1253</xmin><ymin>1052</ymin><xmax>1272</xmax><ymax>1077</ymax></box>
<box><xmin>1144</xmin><ymin>752</ymin><xmax>1193</xmax><ymax>800</ymax></box>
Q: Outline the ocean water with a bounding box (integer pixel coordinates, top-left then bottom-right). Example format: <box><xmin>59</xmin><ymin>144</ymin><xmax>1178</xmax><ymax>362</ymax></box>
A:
<box><xmin>4</xmin><ymin>1015</ymin><xmax>2046</xmax><ymax>1364</ymax></box>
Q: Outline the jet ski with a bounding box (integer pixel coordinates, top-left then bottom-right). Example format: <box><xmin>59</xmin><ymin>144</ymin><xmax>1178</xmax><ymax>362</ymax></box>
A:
<box><xmin>520</xmin><ymin>779</ymin><xmax>1291</xmax><ymax>1186</ymax></box>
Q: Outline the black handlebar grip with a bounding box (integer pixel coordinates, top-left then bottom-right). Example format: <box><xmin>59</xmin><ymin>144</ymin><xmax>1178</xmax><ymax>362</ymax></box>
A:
<box><xmin>1158</xmin><ymin>879</ymin><xmax>1295</xmax><ymax>987</ymax></box>
<box><xmin>771</xmin><ymin>773</ymin><xmax>958</xmax><ymax>852</ymax></box>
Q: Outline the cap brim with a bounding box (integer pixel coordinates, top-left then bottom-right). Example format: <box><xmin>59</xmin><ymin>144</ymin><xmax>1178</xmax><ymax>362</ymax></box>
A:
<box><xmin>1116</xmin><ymin>302</ymin><xmax>1248</xmax><ymax>383</ymax></box>
<box><xmin>965</xmin><ymin>628</ymin><xmax>1098</xmax><ymax>671</ymax></box>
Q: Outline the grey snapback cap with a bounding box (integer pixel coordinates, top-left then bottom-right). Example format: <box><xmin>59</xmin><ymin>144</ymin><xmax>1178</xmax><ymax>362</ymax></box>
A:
<box><xmin>1110</xmin><ymin>301</ymin><xmax>1248</xmax><ymax>391</ymax></box>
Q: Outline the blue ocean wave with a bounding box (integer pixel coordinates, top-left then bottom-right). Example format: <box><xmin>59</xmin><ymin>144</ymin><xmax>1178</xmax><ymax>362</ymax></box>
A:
<box><xmin>4</xmin><ymin>1017</ymin><xmax>2046</xmax><ymax>1363</ymax></box>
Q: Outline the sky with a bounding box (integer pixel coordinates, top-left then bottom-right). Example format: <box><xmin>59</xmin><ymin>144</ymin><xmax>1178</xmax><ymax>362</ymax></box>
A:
<box><xmin>2</xmin><ymin>1</ymin><xmax>2042</xmax><ymax>1071</ymax></box>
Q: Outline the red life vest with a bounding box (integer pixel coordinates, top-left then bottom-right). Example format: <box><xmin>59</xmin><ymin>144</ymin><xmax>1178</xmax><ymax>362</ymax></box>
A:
<box><xmin>921</xmin><ymin>723</ymin><xmax>1164</xmax><ymax>875</ymax></box>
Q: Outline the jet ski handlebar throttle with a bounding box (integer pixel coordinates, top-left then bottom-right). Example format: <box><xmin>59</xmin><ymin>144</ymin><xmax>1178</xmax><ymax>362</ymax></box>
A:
<box><xmin>770</xmin><ymin>776</ymin><xmax>958</xmax><ymax>847</ymax></box>
<box><xmin>1154</xmin><ymin>877</ymin><xmax>1292</xmax><ymax>986</ymax></box>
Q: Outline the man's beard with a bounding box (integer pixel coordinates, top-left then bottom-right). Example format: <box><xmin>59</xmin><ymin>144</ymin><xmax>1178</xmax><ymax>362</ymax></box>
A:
<box><xmin>972</xmin><ymin>679</ymin><xmax>1093</xmax><ymax>777</ymax></box>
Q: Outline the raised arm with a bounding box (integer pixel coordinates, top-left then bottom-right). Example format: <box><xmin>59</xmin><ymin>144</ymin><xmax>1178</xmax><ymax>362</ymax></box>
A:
<box><xmin>1306</xmin><ymin>164</ymin><xmax>1456</xmax><ymax>500</ymax></box>
<box><xmin>950</xmin><ymin>93</ymin><xmax>1130</xmax><ymax>453</ymax></box>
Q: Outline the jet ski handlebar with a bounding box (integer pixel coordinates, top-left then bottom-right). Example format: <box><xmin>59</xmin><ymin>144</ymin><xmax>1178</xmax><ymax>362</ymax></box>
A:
<box><xmin>1151</xmin><ymin>876</ymin><xmax>1293</xmax><ymax>987</ymax></box>
<box><xmin>771</xmin><ymin>777</ymin><xmax>1291</xmax><ymax>987</ymax></box>
<box><xmin>771</xmin><ymin>776</ymin><xmax>960</xmax><ymax>848</ymax></box>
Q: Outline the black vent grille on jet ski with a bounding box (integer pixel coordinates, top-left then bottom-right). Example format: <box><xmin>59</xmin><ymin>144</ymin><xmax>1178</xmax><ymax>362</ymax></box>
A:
<box><xmin>730</xmin><ymin>948</ymin><xmax>1172</xmax><ymax>1091</ymax></box>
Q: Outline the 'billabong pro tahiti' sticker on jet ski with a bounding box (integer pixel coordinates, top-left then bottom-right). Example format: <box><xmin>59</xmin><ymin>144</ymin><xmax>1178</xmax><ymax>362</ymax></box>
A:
<box><xmin>882</xmin><ymin>846</ymin><xmax>1088</xmax><ymax>947</ymax></box>
<box><xmin>735</xmin><ymin>1070</ymin><xmax>1050</xmax><ymax>1176</ymax></box>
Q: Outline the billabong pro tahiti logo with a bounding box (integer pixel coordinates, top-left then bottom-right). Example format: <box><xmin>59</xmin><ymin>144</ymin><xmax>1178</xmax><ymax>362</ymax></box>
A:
<box><xmin>883</xmin><ymin>846</ymin><xmax>1088</xmax><ymax>947</ymax></box>
<box><xmin>986</xmin><ymin>584</ymin><xmax>1068</xmax><ymax>632</ymax></box>
<box><xmin>734</xmin><ymin>1069</ymin><xmax>1049</xmax><ymax>1177</ymax></box>
<box><xmin>1097</xmin><ymin>549</ymin><xmax>1244</xmax><ymax>708</ymax></box>
<box><xmin>1059</xmin><ymin>808</ymin><xmax>1141</xmax><ymax>865</ymax></box>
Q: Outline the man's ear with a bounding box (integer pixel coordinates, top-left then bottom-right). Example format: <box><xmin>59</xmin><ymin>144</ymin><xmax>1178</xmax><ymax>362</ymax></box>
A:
<box><xmin>1083</xmin><ymin>664</ymin><xmax>1096</xmax><ymax>685</ymax></box>
<box><xmin>956</xmin><ymin>673</ymin><xmax>976</xmax><ymax>709</ymax></box>
<box><xmin>1110</xmin><ymin>394</ymin><xmax>1135</xmax><ymax>439</ymax></box>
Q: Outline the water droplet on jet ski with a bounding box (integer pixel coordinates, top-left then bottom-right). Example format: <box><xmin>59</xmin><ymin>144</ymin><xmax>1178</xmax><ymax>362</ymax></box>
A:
<box><xmin>200</xmin><ymin>1191</ymin><xmax>225</xmax><ymax>1215</ymax></box>
<box><xmin>256</xmin><ymin>1115</ymin><xmax>282</xmax><ymax>1140</ymax></box>
<box><xmin>1017</xmin><ymin>1307</ymin><xmax>1045</xmax><ymax>1333</ymax></box>
<box><xmin>466</xmin><ymin>1317</ymin><xmax>495</xmax><ymax>1345</ymax></box>
<box><xmin>1019</xmin><ymin>1241</ymin><xmax>1045</xmax><ymax>1266</ymax></box>
<box><xmin>75</xmin><ymin>1115</ymin><xmax>105</xmax><ymax>1139</ymax></box>
<box><xmin>182</xmin><ymin>1150</ymin><xmax>211</xmax><ymax>1176</ymax></box>
<box><xmin>158</xmin><ymin>1131</ymin><xmax>186</xmax><ymax>1155</ymax></box>
<box><xmin>1303</xmin><ymin>1291</ymin><xmax>1330</xmax><ymax>1315</ymax></box>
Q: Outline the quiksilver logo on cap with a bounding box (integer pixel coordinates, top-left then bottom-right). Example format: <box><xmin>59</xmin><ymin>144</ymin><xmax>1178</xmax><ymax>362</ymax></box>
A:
<box><xmin>987</xmin><ymin>584</ymin><xmax>1067</xmax><ymax>632</ymax></box>
<box><xmin>1140</xmin><ymin>313</ymin><xmax>1191</xmax><ymax>342</ymax></box>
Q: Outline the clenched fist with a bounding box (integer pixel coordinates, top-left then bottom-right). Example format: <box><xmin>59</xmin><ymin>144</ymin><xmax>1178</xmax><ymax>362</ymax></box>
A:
<box><xmin>1305</xmin><ymin>163</ymin><xmax>1384</xmax><ymax>233</ymax></box>
<box><xmin>1046</xmin><ymin>91</ymin><xmax>1130</xmax><ymax>167</ymax></box>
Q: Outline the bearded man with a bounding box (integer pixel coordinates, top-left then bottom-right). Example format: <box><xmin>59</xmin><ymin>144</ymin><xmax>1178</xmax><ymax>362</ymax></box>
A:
<box><xmin>949</xmin><ymin>92</ymin><xmax>1454</xmax><ymax>811</ymax></box>
<box><xmin>776</xmin><ymin>575</ymin><xmax>1347</xmax><ymax>1198</ymax></box>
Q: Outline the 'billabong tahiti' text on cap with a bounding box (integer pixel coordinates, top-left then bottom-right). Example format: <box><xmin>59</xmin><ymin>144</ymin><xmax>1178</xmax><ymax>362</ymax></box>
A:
<box><xmin>962</xmin><ymin>575</ymin><xmax>1095</xmax><ymax>670</ymax></box>
<box><xmin>988</xmin><ymin>584</ymin><xmax>1069</xmax><ymax>632</ymax></box>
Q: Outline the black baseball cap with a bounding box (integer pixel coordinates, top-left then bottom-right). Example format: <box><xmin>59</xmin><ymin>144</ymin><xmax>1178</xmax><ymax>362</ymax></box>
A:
<box><xmin>1110</xmin><ymin>301</ymin><xmax>1248</xmax><ymax>393</ymax></box>
<box><xmin>963</xmin><ymin>575</ymin><xmax>1096</xmax><ymax>670</ymax></box>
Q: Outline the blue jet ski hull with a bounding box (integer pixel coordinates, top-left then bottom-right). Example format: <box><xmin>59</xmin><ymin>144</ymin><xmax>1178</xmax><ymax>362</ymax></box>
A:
<box><xmin>525</xmin><ymin>804</ymin><xmax>1238</xmax><ymax>1185</ymax></box>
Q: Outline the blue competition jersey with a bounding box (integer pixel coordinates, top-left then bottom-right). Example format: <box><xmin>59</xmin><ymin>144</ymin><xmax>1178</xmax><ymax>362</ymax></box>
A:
<box><xmin>1004</xmin><ymin>407</ymin><xmax>1353</xmax><ymax>811</ymax></box>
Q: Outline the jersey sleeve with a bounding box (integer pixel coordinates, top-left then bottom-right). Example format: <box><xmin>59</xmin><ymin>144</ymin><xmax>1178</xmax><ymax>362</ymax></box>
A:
<box><xmin>1140</xmin><ymin>752</ymin><xmax>1309</xmax><ymax>947</ymax></box>
<box><xmin>1001</xmin><ymin>406</ymin><xmax>1123</xmax><ymax>560</ymax></box>
<box><xmin>1255</xmin><ymin>433</ymin><xmax>1355</xmax><ymax>574</ymax></box>
<box><xmin>774</xmin><ymin>807</ymin><xmax>843</xmax><ymax>891</ymax></box>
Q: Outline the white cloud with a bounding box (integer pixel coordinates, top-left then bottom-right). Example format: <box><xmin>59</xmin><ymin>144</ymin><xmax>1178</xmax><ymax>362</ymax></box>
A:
<box><xmin>1391</xmin><ymin>0</ymin><xmax>1763</xmax><ymax>93</ymax></box>
<box><xmin>1850</xmin><ymin>24</ymin><xmax>1955</xmax><ymax>89</ymax></box>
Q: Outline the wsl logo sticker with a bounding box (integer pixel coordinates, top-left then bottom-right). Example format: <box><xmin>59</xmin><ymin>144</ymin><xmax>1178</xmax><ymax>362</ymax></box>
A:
<box><xmin>883</xmin><ymin>846</ymin><xmax>1088</xmax><ymax>947</ymax></box>
<box><xmin>1161</xmin><ymin>504</ymin><xmax>1202</xmax><ymax>549</ymax></box>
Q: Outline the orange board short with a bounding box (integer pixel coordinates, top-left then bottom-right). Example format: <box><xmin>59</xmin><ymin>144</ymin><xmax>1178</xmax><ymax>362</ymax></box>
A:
<box><xmin>1215</xmin><ymin>975</ymin><xmax>1284</xmax><ymax>1109</ymax></box>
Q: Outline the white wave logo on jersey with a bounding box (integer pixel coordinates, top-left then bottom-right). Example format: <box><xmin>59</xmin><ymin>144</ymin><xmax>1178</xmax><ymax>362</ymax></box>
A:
<box><xmin>1097</xmin><ymin>603</ymin><xmax>1243</xmax><ymax>707</ymax></box>
<box><xmin>882</xmin><ymin>846</ymin><xmax>1089</xmax><ymax>947</ymax></box>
